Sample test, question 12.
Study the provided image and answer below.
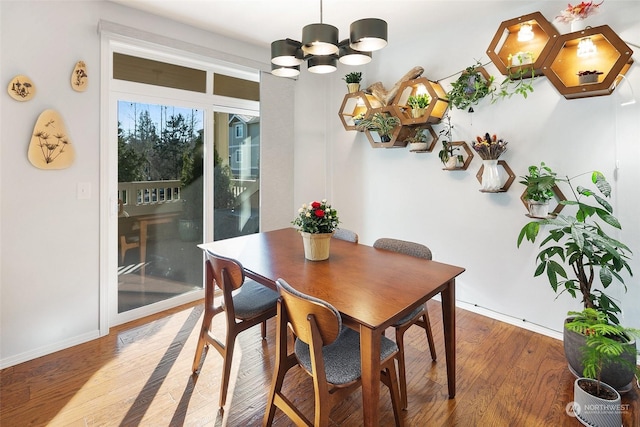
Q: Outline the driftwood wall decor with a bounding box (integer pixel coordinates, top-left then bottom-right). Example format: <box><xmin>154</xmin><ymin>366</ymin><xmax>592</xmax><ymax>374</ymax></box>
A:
<box><xmin>365</xmin><ymin>66</ymin><xmax>424</xmax><ymax>106</ymax></box>
<box><xmin>8</xmin><ymin>75</ymin><xmax>36</xmax><ymax>101</ymax></box>
<box><xmin>71</xmin><ymin>61</ymin><xmax>88</xmax><ymax>92</ymax></box>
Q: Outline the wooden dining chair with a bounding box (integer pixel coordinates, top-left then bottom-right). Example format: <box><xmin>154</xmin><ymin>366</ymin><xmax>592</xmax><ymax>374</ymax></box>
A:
<box><xmin>263</xmin><ymin>278</ymin><xmax>403</xmax><ymax>427</ymax></box>
<box><xmin>373</xmin><ymin>237</ymin><xmax>437</xmax><ymax>410</ymax></box>
<box><xmin>192</xmin><ymin>250</ymin><xmax>278</xmax><ymax>409</ymax></box>
<box><xmin>333</xmin><ymin>228</ymin><xmax>359</xmax><ymax>243</ymax></box>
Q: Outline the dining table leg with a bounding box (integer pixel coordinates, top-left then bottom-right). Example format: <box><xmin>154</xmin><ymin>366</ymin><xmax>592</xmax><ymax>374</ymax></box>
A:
<box><xmin>360</xmin><ymin>326</ymin><xmax>382</xmax><ymax>427</ymax></box>
<box><xmin>441</xmin><ymin>279</ymin><xmax>456</xmax><ymax>398</ymax></box>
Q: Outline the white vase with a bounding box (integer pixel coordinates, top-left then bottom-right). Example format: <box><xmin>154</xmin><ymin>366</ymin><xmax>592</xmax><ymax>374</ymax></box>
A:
<box><xmin>528</xmin><ymin>201</ymin><xmax>549</xmax><ymax>218</ymax></box>
<box><xmin>300</xmin><ymin>231</ymin><xmax>332</xmax><ymax>261</ymax></box>
<box><xmin>571</xmin><ymin>19</ymin><xmax>587</xmax><ymax>32</ymax></box>
<box><xmin>481</xmin><ymin>159</ymin><xmax>502</xmax><ymax>192</ymax></box>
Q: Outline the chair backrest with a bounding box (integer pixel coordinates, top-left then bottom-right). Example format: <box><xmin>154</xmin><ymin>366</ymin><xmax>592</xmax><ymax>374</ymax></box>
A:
<box><xmin>204</xmin><ymin>250</ymin><xmax>246</xmax><ymax>292</ymax></box>
<box><xmin>333</xmin><ymin>228</ymin><xmax>359</xmax><ymax>243</ymax></box>
<box><xmin>373</xmin><ymin>238</ymin><xmax>432</xmax><ymax>260</ymax></box>
<box><xmin>276</xmin><ymin>278</ymin><xmax>341</xmax><ymax>346</ymax></box>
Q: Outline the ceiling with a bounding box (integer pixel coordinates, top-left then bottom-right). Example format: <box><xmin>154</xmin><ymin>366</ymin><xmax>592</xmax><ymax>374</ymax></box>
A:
<box><xmin>108</xmin><ymin>0</ymin><xmax>530</xmax><ymax>49</ymax></box>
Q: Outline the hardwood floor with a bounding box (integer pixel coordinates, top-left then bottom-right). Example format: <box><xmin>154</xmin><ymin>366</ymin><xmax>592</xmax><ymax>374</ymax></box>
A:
<box><xmin>1</xmin><ymin>300</ymin><xmax>638</xmax><ymax>426</ymax></box>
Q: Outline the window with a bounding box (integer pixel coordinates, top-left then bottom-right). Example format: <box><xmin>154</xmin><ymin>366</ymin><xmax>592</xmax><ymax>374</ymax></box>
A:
<box><xmin>235</xmin><ymin>123</ymin><xmax>244</xmax><ymax>138</ymax></box>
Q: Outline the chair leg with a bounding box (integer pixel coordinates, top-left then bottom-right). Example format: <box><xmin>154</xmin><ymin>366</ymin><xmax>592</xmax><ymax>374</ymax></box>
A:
<box><xmin>218</xmin><ymin>328</ymin><xmax>236</xmax><ymax>408</ymax></box>
<box><xmin>261</xmin><ymin>319</ymin><xmax>267</xmax><ymax>339</ymax></box>
<box><xmin>192</xmin><ymin>310</ymin><xmax>215</xmax><ymax>373</ymax></box>
<box><xmin>381</xmin><ymin>362</ymin><xmax>404</xmax><ymax>427</ymax></box>
<box><xmin>423</xmin><ymin>313</ymin><xmax>437</xmax><ymax>361</ymax></box>
<box><xmin>395</xmin><ymin>328</ymin><xmax>408</xmax><ymax>410</ymax></box>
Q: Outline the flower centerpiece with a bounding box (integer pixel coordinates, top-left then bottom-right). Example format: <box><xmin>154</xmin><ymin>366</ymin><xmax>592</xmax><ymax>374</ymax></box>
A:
<box><xmin>555</xmin><ymin>1</ymin><xmax>604</xmax><ymax>31</ymax></box>
<box><xmin>292</xmin><ymin>199</ymin><xmax>339</xmax><ymax>261</ymax></box>
<box><xmin>474</xmin><ymin>133</ymin><xmax>509</xmax><ymax>192</ymax></box>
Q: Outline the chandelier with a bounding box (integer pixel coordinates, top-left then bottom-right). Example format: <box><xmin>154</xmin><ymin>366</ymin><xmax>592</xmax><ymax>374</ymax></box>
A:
<box><xmin>270</xmin><ymin>0</ymin><xmax>388</xmax><ymax>77</ymax></box>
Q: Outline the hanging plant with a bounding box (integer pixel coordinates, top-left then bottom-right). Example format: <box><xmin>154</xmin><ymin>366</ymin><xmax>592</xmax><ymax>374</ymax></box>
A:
<box><xmin>447</xmin><ymin>63</ymin><xmax>494</xmax><ymax>112</ymax></box>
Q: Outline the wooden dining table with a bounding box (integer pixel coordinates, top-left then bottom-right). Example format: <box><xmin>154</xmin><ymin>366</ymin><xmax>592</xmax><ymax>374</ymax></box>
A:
<box><xmin>199</xmin><ymin>228</ymin><xmax>465</xmax><ymax>426</ymax></box>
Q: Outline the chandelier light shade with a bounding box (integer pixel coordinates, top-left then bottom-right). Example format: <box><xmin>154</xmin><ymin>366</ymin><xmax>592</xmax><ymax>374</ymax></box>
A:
<box><xmin>301</xmin><ymin>23</ymin><xmax>339</xmax><ymax>56</ymax></box>
<box><xmin>349</xmin><ymin>18</ymin><xmax>388</xmax><ymax>52</ymax></box>
<box><xmin>270</xmin><ymin>0</ymin><xmax>387</xmax><ymax>77</ymax></box>
<box><xmin>307</xmin><ymin>55</ymin><xmax>337</xmax><ymax>74</ymax></box>
<box><xmin>338</xmin><ymin>39</ymin><xmax>372</xmax><ymax>65</ymax></box>
<box><xmin>271</xmin><ymin>63</ymin><xmax>301</xmax><ymax>78</ymax></box>
<box><xmin>271</xmin><ymin>39</ymin><xmax>304</xmax><ymax>66</ymax></box>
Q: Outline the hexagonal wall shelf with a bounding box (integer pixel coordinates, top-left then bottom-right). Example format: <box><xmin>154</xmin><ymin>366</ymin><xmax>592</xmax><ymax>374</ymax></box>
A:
<box><xmin>442</xmin><ymin>141</ymin><xmax>474</xmax><ymax>170</ymax></box>
<box><xmin>338</xmin><ymin>91</ymin><xmax>383</xmax><ymax>131</ymax></box>
<box><xmin>541</xmin><ymin>25</ymin><xmax>634</xmax><ymax>99</ymax></box>
<box><xmin>486</xmin><ymin>11</ymin><xmax>559</xmax><ymax>78</ymax></box>
<box><xmin>391</xmin><ymin>77</ymin><xmax>449</xmax><ymax>125</ymax></box>
<box><xmin>399</xmin><ymin>125</ymin><xmax>439</xmax><ymax>152</ymax></box>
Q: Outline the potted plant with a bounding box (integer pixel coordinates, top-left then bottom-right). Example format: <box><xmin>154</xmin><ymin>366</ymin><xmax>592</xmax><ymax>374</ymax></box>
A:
<box><xmin>566</xmin><ymin>308</ymin><xmax>639</xmax><ymax>427</ymax></box>
<box><xmin>406</xmin><ymin>128</ymin><xmax>430</xmax><ymax>152</ymax></box>
<box><xmin>437</xmin><ymin>112</ymin><xmax>463</xmax><ymax>168</ymax></box>
<box><xmin>447</xmin><ymin>63</ymin><xmax>494</xmax><ymax>112</ymax></box>
<box><xmin>577</xmin><ymin>69</ymin><xmax>604</xmax><ymax>84</ymax></box>
<box><xmin>291</xmin><ymin>199</ymin><xmax>339</xmax><ymax>261</ymax></box>
<box><xmin>406</xmin><ymin>93</ymin><xmax>430</xmax><ymax>118</ymax></box>
<box><xmin>519</xmin><ymin>162</ymin><xmax>557</xmax><ymax>218</ymax></box>
<box><xmin>517</xmin><ymin>170</ymin><xmax>636</xmax><ymax>390</ymax></box>
<box><xmin>356</xmin><ymin>112</ymin><xmax>400</xmax><ymax>142</ymax></box>
<box><xmin>343</xmin><ymin>71</ymin><xmax>363</xmax><ymax>93</ymax></box>
<box><xmin>492</xmin><ymin>55</ymin><xmax>536</xmax><ymax>102</ymax></box>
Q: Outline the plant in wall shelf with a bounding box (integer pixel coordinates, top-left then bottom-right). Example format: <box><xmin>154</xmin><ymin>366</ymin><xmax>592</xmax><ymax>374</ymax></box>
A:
<box><xmin>406</xmin><ymin>93</ymin><xmax>430</xmax><ymax>118</ymax></box>
<box><xmin>343</xmin><ymin>71</ymin><xmax>363</xmax><ymax>93</ymax></box>
<box><xmin>355</xmin><ymin>112</ymin><xmax>400</xmax><ymax>142</ymax></box>
<box><xmin>406</xmin><ymin>128</ymin><xmax>430</xmax><ymax>152</ymax></box>
<box><xmin>437</xmin><ymin>112</ymin><xmax>462</xmax><ymax>168</ymax></box>
<box><xmin>492</xmin><ymin>56</ymin><xmax>535</xmax><ymax>102</ymax></box>
<box><xmin>447</xmin><ymin>63</ymin><xmax>494</xmax><ymax>112</ymax></box>
<box><xmin>520</xmin><ymin>162</ymin><xmax>557</xmax><ymax>218</ymax></box>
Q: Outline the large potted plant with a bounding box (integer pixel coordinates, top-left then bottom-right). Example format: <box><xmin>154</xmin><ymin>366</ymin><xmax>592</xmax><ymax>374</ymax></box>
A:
<box><xmin>519</xmin><ymin>162</ymin><xmax>557</xmax><ymax>218</ymax></box>
<box><xmin>517</xmin><ymin>170</ymin><xmax>636</xmax><ymax>390</ymax></box>
<box><xmin>356</xmin><ymin>112</ymin><xmax>400</xmax><ymax>142</ymax></box>
<box><xmin>566</xmin><ymin>308</ymin><xmax>639</xmax><ymax>426</ymax></box>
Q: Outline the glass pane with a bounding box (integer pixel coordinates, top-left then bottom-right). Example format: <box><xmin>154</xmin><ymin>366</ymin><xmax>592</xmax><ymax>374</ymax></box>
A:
<box><xmin>114</xmin><ymin>53</ymin><xmax>206</xmax><ymax>93</ymax></box>
<box><xmin>213</xmin><ymin>112</ymin><xmax>260</xmax><ymax>240</ymax></box>
<box><xmin>117</xmin><ymin>101</ymin><xmax>204</xmax><ymax>313</ymax></box>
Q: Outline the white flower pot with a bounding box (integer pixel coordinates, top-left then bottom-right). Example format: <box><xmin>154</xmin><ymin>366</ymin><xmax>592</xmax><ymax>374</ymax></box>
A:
<box><xmin>409</xmin><ymin>142</ymin><xmax>429</xmax><ymax>152</ymax></box>
<box><xmin>572</xmin><ymin>378</ymin><xmax>621</xmax><ymax>427</ymax></box>
<box><xmin>528</xmin><ymin>201</ymin><xmax>550</xmax><ymax>218</ymax></box>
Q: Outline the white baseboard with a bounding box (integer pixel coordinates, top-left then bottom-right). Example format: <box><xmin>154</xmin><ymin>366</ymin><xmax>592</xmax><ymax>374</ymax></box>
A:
<box><xmin>0</xmin><ymin>330</ymin><xmax>100</xmax><ymax>370</ymax></box>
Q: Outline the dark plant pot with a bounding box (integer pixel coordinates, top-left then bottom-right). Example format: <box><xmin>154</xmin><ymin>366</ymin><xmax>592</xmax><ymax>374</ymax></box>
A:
<box><xmin>380</xmin><ymin>135</ymin><xmax>391</xmax><ymax>142</ymax></box>
<box><xmin>573</xmin><ymin>378</ymin><xmax>621</xmax><ymax>427</ymax></box>
<box><xmin>564</xmin><ymin>318</ymin><xmax>637</xmax><ymax>392</ymax></box>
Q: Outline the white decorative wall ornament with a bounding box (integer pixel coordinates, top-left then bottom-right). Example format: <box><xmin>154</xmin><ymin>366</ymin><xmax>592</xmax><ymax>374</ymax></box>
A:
<box><xmin>7</xmin><ymin>75</ymin><xmax>36</xmax><ymax>101</ymax></box>
<box><xmin>71</xmin><ymin>61</ymin><xmax>88</xmax><ymax>92</ymax></box>
<box><xmin>28</xmin><ymin>109</ymin><xmax>76</xmax><ymax>169</ymax></box>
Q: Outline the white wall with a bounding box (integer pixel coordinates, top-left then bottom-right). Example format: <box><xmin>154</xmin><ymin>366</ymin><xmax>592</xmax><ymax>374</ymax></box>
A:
<box><xmin>0</xmin><ymin>1</ymin><xmax>272</xmax><ymax>367</ymax></box>
<box><xmin>294</xmin><ymin>1</ymin><xmax>640</xmax><ymax>337</ymax></box>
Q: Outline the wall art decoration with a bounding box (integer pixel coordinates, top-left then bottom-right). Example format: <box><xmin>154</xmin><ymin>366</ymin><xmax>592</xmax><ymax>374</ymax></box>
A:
<box><xmin>28</xmin><ymin>109</ymin><xmax>76</xmax><ymax>169</ymax></box>
<box><xmin>71</xmin><ymin>60</ymin><xmax>88</xmax><ymax>92</ymax></box>
<box><xmin>7</xmin><ymin>75</ymin><xmax>36</xmax><ymax>101</ymax></box>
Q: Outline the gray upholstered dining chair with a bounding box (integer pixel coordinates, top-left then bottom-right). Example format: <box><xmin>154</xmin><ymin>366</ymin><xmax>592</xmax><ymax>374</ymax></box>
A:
<box><xmin>263</xmin><ymin>278</ymin><xmax>403</xmax><ymax>427</ymax></box>
<box><xmin>192</xmin><ymin>250</ymin><xmax>278</xmax><ymax>409</ymax></box>
<box><xmin>333</xmin><ymin>228</ymin><xmax>359</xmax><ymax>243</ymax></box>
<box><xmin>373</xmin><ymin>237</ymin><xmax>437</xmax><ymax>410</ymax></box>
